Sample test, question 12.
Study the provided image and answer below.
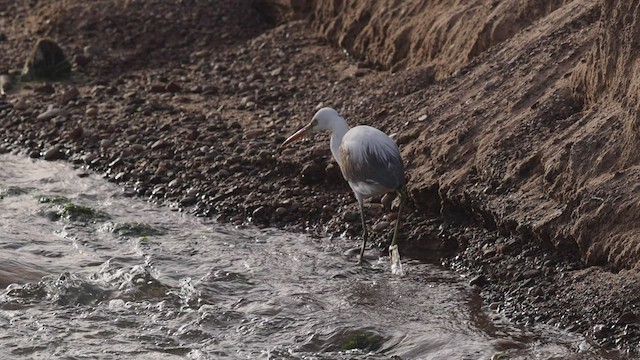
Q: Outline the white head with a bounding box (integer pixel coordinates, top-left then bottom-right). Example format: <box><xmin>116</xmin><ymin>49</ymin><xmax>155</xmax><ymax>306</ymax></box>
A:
<box><xmin>280</xmin><ymin>107</ymin><xmax>348</xmax><ymax>148</ymax></box>
<box><xmin>310</xmin><ymin>107</ymin><xmax>343</xmax><ymax>131</ymax></box>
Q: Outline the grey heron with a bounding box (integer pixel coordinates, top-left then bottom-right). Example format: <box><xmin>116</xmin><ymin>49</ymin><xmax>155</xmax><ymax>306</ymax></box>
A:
<box><xmin>280</xmin><ymin>107</ymin><xmax>406</xmax><ymax>266</ymax></box>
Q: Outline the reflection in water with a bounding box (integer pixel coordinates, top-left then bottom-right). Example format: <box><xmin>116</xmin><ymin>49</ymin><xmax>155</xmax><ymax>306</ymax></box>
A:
<box><xmin>0</xmin><ymin>155</ymin><xmax>623</xmax><ymax>359</ymax></box>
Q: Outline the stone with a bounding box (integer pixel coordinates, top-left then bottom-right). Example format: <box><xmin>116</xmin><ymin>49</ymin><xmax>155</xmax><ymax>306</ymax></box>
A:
<box><xmin>68</xmin><ymin>126</ymin><xmax>83</xmax><ymax>140</ymax></box>
<box><xmin>275</xmin><ymin>207</ymin><xmax>287</xmax><ymax>216</ymax></box>
<box><xmin>58</xmin><ymin>86</ymin><xmax>79</xmax><ymax>105</ymax></box>
<box><xmin>151</xmin><ymin>139</ymin><xmax>170</xmax><ymax>149</ymax></box>
<box><xmin>0</xmin><ymin>74</ymin><xmax>13</xmax><ymax>95</ymax></box>
<box><xmin>179</xmin><ymin>196</ymin><xmax>197</xmax><ymax>207</ymax></box>
<box><xmin>469</xmin><ymin>274</ymin><xmax>488</xmax><ymax>287</ymax></box>
<box><xmin>74</xmin><ymin>54</ymin><xmax>91</xmax><ymax>67</ymax></box>
<box><xmin>381</xmin><ymin>193</ymin><xmax>395</xmax><ymax>209</ymax></box>
<box><xmin>12</xmin><ymin>98</ymin><xmax>28</xmax><ymax>110</ymax></box>
<box><xmin>343</xmin><ymin>211</ymin><xmax>359</xmax><ymax>222</ymax></box>
<box><xmin>34</xmin><ymin>83</ymin><xmax>55</xmax><ymax>94</ymax></box>
<box><xmin>37</xmin><ymin>105</ymin><xmax>66</xmax><ymax>121</ymax></box>
<box><xmin>252</xmin><ymin>206</ymin><xmax>268</xmax><ymax>219</ymax></box>
<box><xmin>100</xmin><ymin>139</ymin><xmax>112</xmax><ymax>149</ymax></box>
<box><xmin>372</xmin><ymin>221</ymin><xmax>390</xmax><ymax>232</ymax></box>
<box><xmin>150</xmin><ymin>83</ymin><xmax>166</xmax><ymax>93</ymax></box>
<box><xmin>22</xmin><ymin>38</ymin><xmax>72</xmax><ymax>80</ymax></box>
<box><xmin>165</xmin><ymin>81</ymin><xmax>180</xmax><ymax>93</ymax></box>
<box><xmin>43</xmin><ymin>145</ymin><xmax>63</xmax><ymax>160</ymax></box>
<box><xmin>85</xmin><ymin>106</ymin><xmax>98</xmax><ymax>117</ymax></box>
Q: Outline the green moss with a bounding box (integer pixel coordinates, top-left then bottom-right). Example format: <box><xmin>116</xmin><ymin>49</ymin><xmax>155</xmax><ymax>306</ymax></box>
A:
<box><xmin>110</xmin><ymin>222</ymin><xmax>164</xmax><ymax>237</ymax></box>
<box><xmin>37</xmin><ymin>195</ymin><xmax>70</xmax><ymax>204</ymax></box>
<box><xmin>339</xmin><ymin>332</ymin><xmax>383</xmax><ymax>351</ymax></box>
<box><xmin>60</xmin><ymin>203</ymin><xmax>110</xmax><ymax>222</ymax></box>
<box><xmin>1</xmin><ymin>186</ymin><xmax>33</xmax><ymax>198</ymax></box>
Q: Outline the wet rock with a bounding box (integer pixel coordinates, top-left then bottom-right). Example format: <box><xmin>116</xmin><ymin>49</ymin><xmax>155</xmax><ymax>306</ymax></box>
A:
<box><xmin>275</xmin><ymin>206</ymin><xmax>287</xmax><ymax>217</ymax></box>
<box><xmin>22</xmin><ymin>38</ymin><xmax>72</xmax><ymax>80</ymax></box>
<box><xmin>372</xmin><ymin>220</ymin><xmax>390</xmax><ymax>232</ymax></box>
<box><xmin>58</xmin><ymin>86</ymin><xmax>79</xmax><ymax>105</ymax></box>
<box><xmin>469</xmin><ymin>274</ymin><xmax>488</xmax><ymax>287</ymax></box>
<box><xmin>179</xmin><ymin>196</ymin><xmax>197</xmax><ymax>207</ymax></box>
<box><xmin>29</xmin><ymin>150</ymin><xmax>41</xmax><ymax>158</ymax></box>
<box><xmin>616</xmin><ymin>311</ymin><xmax>638</xmax><ymax>325</ymax></box>
<box><xmin>593</xmin><ymin>324</ymin><xmax>608</xmax><ymax>339</ymax></box>
<box><xmin>43</xmin><ymin>144</ymin><xmax>64</xmax><ymax>161</ymax></box>
<box><xmin>252</xmin><ymin>206</ymin><xmax>268</xmax><ymax>219</ymax></box>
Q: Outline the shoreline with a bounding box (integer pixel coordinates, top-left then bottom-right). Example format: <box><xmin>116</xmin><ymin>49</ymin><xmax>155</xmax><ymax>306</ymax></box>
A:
<box><xmin>1</xmin><ymin>0</ymin><xmax>639</xmax><ymax>355</ymax></box>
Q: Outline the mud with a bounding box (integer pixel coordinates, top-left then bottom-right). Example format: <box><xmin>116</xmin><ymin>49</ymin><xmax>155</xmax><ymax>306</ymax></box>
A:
<box><xmin>0</xmin><ymin>0</ymin><xmax>639</xmax><ymax>354</ymax></box>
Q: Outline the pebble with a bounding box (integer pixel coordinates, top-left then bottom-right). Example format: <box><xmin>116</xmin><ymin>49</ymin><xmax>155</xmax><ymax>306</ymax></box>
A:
<box><xmin>252</xmin><ymin>206</ymin><xmax>268</xmax><ymax>219</ymax></box>
<box><xmin>343</xmin><ymin>211</ymin><xmax>359</xmax><ymax>222</ymax></box>
<box><xmin>179</xmin><ymin>196</ymin><xmax>197</xmax><ymax>207</ymax></box>
<box><xmin>85</xmin><ymin>106</ymin><xmax>98</xmax><ymax>117</ymax></box>
<box><xmin>68</xmin><ymin>126</ymin><xmax>83</xmax><ymax>140</ymax></box>
<box><xmin>593</xmin><ymin>324</ymin><xmax>607</xmax><ymax>339</ymax></box>
<box><xmin>13</xmin><ymin>98</ymin><xmax>28</xmax><ymax>110</ymax></box>
<box><xmin>270</xmin><ymin>67</ymin><xmax>283</xmax><ymax>77</ymax></box>
<box><xmin>34</xmin><ymin>83</ymin><xmax>55</xmax><ymax>94</ymax></box>
<box><xmin>381</xmin><ymin>193</ymin><xmax>395</xmax><ymax>209</ymax></box>
<box><xmin>275</xmin><ymin>207</ymin><xmax>287</xmax><ymax>216</ymax></box>
<box><xmin>74</xmin><ymin>54</ymin><xmax>91</xmax><ymax>67</ymax></box>
<box><xmin>469</xmin><ymin>274</ymin><xmax>488</xmax><ymax>287</ymax></box>
<box><xmin>130</xmin><ymin>144</ymin><xmax>144</xmax><ymax>152</ymax></box>
<box><xmin>59</xmin><ymin>87</ymin><xmax>79</xmax><ymax>105</ymax></box>
<box><xmin>43</xmin><ymin>145</ymin><xmax>63</xmax><ymax>161</ymax></box>
<box><xmin>151</xmin><ymin>139</ymin><xmax>170</xmax><ymax>149</ymax></box>
<box><xmin>372</xmin><ymin>220</ymin><xmax>390</xmax><ymax>232</ymax></box>
<box><xmin>244</xmin><ymin>129</ymin><xmax>262</xmax><ymax>138</ymax></box>
<box><xmin>37</xmin><ymin>105</ymin><xmax>65</xmax><ymax>121</ymax></box>
<box><xmin>217</xmin><ymin>169</ymin><xmax>231</xmax><ymax>177</ymax></box>
<box><xmin>100</xmin><ymin>139</ymin><xmax>112</xmax><ymax>149</ymax></box>
<box><xmin>165</xmin><ymin>81</ymin><xmax>181</xmax><ymax>93</ymax></box>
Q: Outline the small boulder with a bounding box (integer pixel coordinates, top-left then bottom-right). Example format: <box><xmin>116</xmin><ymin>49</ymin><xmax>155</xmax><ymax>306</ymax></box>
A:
<box><xmin>22</xmin><ymin>38</ymin><xmax>72</xmax><ymax>80</ymax></box>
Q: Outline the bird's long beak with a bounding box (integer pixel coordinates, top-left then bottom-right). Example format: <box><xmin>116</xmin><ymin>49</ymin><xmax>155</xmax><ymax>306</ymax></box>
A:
<box><xmin>280</xmin><ymin>123</ymin><xmax>313</xmax><ymax>149</ymax></box>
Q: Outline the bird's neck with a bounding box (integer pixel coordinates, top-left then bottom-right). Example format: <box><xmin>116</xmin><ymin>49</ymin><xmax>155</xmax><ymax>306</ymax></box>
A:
<box><xmin>329</xmin><ymin>119</ymin><xmax>350</xmax><ymax>165</ymax></box>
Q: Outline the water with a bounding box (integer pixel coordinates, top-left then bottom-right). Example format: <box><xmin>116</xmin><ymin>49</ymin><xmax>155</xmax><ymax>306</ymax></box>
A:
<box><xmin>0</xmin><ymin>154</ymin><xmax>620</xmax><ymax>359</ymax></box>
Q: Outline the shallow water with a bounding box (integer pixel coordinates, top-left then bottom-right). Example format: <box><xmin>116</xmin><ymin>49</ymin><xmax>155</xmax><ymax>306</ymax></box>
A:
<box><xmin>0</xmin><ymin>154</ymin><xmax>623</xmax><ymax>359</ymax></box>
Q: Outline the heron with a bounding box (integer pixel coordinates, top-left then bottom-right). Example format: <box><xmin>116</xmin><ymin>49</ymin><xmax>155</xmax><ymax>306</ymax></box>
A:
<box><xmin>280</xmin><ymin>107</ymin><xmax>406</xmax><ymax>267</ymax></box>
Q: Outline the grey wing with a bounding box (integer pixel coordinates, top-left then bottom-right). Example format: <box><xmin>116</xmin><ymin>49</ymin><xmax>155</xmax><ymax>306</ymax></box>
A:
<box><xmin>340</xmin><ymin>139</ymin><xmax>405</xmax><ymax>191</ymax></box>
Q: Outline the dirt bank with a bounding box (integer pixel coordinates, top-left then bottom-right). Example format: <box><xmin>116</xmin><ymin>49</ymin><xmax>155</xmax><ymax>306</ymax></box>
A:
<box><xmin>0</xmin><ymin>0</ymin><xmax>639</xmax><ymax>355</ymax></box>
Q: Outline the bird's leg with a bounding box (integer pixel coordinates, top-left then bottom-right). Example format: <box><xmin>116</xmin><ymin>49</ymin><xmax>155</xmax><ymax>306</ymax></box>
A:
<box><xmin>357</xmin><ymin>197</ymin><xmax>368</xmax><ymax>264</ymax></box>
<box><xmin>390</xmin><ymin>188</ymin><xmax>407</xmax><ymax>248</ymax></box>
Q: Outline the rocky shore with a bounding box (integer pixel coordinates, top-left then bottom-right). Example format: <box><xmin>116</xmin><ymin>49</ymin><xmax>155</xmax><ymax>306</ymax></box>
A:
<box><xmin>1</xmin><ymin>0</ymin><xmax>639</xmax><ymax>355</ymax></box>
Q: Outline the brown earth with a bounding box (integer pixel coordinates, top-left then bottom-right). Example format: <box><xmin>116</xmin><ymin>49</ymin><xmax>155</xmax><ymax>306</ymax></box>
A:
<box><xmin>1</xmin><ymin>0</ymin><xmax>640</xmax><ymax>355</ymax></box>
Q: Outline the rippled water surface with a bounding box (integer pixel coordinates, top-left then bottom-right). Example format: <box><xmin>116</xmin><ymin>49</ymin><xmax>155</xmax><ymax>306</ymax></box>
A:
<box><xmin>0</xmin><ymin>154</ymin><xmax>621</xmax><ymax>359</ymax></box>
